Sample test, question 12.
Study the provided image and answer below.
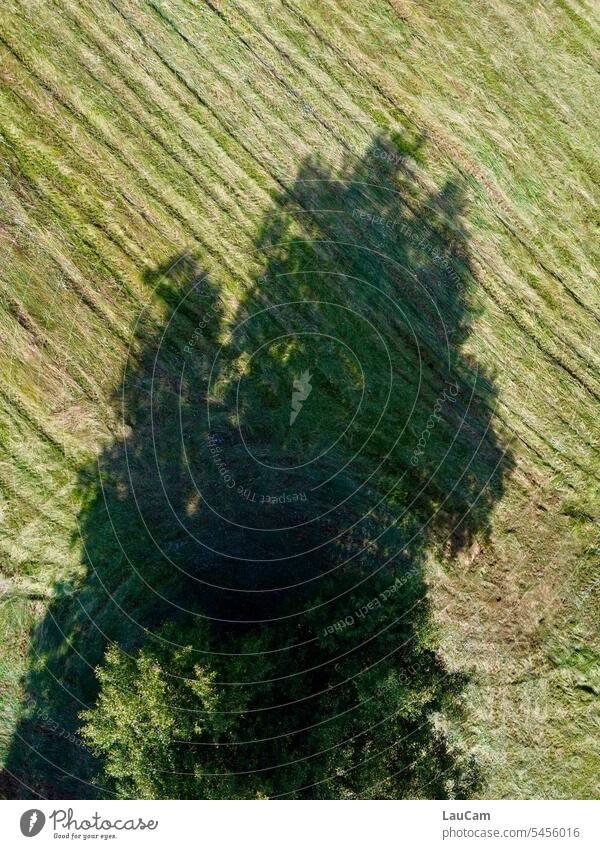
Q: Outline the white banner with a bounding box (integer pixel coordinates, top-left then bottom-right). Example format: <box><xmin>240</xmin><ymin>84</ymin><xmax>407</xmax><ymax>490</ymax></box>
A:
<box><xmin>0</xmin><ymin>800</ymin><xmax>598</xmax><ymax>848</ymax></box>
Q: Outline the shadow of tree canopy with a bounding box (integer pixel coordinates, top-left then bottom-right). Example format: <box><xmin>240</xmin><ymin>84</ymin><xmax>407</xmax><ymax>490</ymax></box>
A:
<box><xmin>4</xmin><ymin>135</ymin><xmax>513</xmax><ymax>799</ymax></box>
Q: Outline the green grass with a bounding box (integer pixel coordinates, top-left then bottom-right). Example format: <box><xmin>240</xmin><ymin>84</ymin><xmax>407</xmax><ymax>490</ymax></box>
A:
<box><xmin>0</xmin><ymin>0</ymin><xmax>598</xmax><ymax>798</ymax></box>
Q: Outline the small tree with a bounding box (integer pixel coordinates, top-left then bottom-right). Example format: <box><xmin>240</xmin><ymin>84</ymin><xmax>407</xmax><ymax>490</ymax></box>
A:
<box><xmin>80</xmin><ymin>635</ymin><xmax>230</xmax><ymax>799</ymax></box>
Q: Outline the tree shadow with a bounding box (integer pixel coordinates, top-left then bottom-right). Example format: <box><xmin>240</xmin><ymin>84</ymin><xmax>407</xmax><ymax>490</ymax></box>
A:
<box><xmin>4</xmin><ymin>135</ymin><xmax>513</xmax><ymax>799</ymax></box>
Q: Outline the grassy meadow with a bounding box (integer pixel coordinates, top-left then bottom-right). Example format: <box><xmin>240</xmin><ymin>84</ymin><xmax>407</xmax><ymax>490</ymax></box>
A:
<box><xmin>0</xmin><ymin>0</ymin><xmax>598</xmax><ymax>798</ymax></box>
